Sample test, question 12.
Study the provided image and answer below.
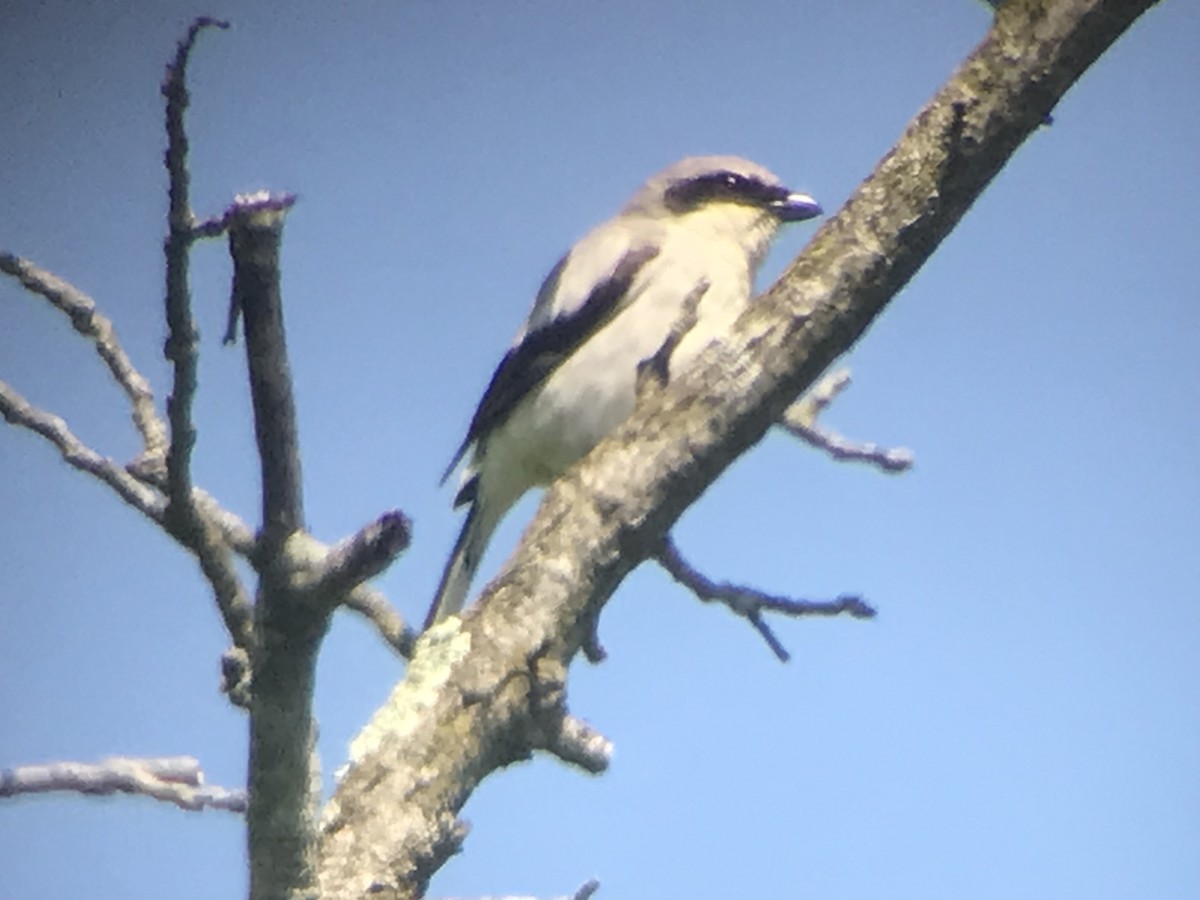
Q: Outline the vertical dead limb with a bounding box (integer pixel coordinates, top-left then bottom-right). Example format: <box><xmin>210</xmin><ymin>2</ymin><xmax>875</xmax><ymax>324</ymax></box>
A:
<box><xmin>226</xmin><ymin>194</ymin><xmax>328</xmax><ymax>900</ymax></box>
<box><xmin>5</xmin><ymin>18</ymin><xmax>411</xmax><ymax>898</ymax></box>
<box><xmin>229</xmin><ymin>194</ymin><xmax>305</xmax><ymax>549</ymax></box>
<box><xmin>162</xmin><ymin>17</ymin><xmax>228</xmax><ymax>507</ymax></box>
<box><xmin>159</xmin><ymin>17</ymin><xmax>255</xmax><ymax>656</ymax></box>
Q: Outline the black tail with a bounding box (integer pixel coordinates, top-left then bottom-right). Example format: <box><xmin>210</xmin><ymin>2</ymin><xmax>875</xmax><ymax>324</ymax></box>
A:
<box><xmin>423</xmin><ymin>500</ymin><xmax>489</xmax><ymax>631</ymax></box>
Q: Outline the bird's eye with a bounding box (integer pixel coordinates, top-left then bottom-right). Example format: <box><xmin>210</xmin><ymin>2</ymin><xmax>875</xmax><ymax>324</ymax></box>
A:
<box><xmin>664</xmin><ymin>171</ymin><xmax>783</xmax><ymax>213</ymax></box>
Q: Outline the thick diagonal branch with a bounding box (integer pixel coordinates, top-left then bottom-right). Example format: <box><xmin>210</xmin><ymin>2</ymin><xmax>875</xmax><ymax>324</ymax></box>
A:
<box><xmin>315</xmin><ymin>3</ymin><xmax>1157</xmax><ymax>896</ymax></box>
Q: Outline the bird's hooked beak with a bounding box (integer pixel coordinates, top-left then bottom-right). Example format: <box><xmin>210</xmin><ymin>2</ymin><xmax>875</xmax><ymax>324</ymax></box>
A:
<box><xmin>771</xmin><ymin>191</ymin><xmax>823</xmax><ymax>222</ymax></box>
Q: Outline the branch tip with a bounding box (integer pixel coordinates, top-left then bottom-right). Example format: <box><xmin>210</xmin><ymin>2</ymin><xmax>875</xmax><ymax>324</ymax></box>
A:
<box><xmin>0</xmin><ymin>756</ymin><xmax>246</xmax><ymax>814</ymax></box>
<box><xmin>781</xmin><ymin>369</ymin><xmax>915</xmax><ymax>474</ymax></box>
<box><xmin>543</xmin><ymin>715</ymin><xmax>613</xmax><ymax>774</ymax></box>
<box><xmin>655</xmin><ymin>537</ymin><xmax>873</xmax><ymax>662</ymax></box>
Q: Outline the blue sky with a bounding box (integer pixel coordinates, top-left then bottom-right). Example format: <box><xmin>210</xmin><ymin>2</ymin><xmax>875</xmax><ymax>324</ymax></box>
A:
<box><xmin>1</xmin><ymin>2</ymin><xmax>1197</xmax><ymax>898</ymax></box>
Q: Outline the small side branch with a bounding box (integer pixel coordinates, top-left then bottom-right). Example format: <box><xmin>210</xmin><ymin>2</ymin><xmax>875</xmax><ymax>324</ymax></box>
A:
<box><xmin>300</xmin><ymin>511</ymin><xmax>413</xmax><ymax>601</ymax></box>
<box><xmin>192</xmin><ymin>485</ymin><xmax>257</xmax><ymax>555</ymax></box>
<box><xmin>0</xmin><ymin>252</ymin><xmax>168</xmax><ymax>461</ymax></box>
<box><xmin>184</xmin><ymin>517</ymin><xmax>256</xmax><ymax>661</ymax></box>
<box><xmin>291</xmin><ymin>514</ymin><xmax>416</xmax><ymax>656</ymax></box>
<box><xmin>0</xmin><ymin>378</ymin><xmax>255</xmax><ymax>655</ymax></box>
<box><xmin>0</xmin><ymin>756</ymin><xmax>247</xmax><ymax>813</ymax></box>
<box><xmin>0</xmin><ymin>380</ymin><xmax>167</xmax><ymax>520</ymax></box>
<box><xmin>780</xmin><ymin>369</ymin><xmax>914</xmax><ymax>473</ymax></box>
<box><xmin>542</xmin><ymin>714</ymin><xmax>613</xmax><ymax>775</ymax></box>
<box><xmin>655</xmin><ymin>536</ymin><xmax>875</xmax><ymax>663</ymax></box>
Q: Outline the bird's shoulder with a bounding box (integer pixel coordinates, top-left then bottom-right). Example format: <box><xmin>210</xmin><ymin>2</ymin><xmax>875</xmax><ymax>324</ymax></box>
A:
<box><xmin>440</xmin><ymin>220</ymin><xmax>661</xmax><ymax>486</ymax></box>
<box><xmin>522</xmin><ymin>217</ymin><xmax>664</xmax><ymax>335</ymax></box>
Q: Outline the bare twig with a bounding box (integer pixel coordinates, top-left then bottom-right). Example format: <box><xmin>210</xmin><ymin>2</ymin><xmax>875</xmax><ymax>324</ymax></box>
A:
<box><xmin>439</xmin><ymin>887</ymin><xmax>599</xmax><ymax>900</ymax></box>
<box><xmin>0</xmin><ymin>252</ymin><xmax>168</xmax><ymax>461</ymax></box>
<box><xmin>0</xmin><ymin>379</ymin><xmax>257</xmax><ymax>652</ymax></box>
<box><xmin>780</xmin><ymin>369</ymin><xmax>914</xmax><ymax>473</ymax></box>
<box><xmin>786</xmin><ymin>367</ymin><xmax>852</xmax><ymax>423</ymax></box>
<box><xmin>0</xmin><ymin>380</ymin><xmax>254</xmax><ymax>657</ymax></box>
<box><xmin>193</xmin><ymin>213</ymin><xmax>230</xmax><ymax>241</ymax></box>
<box><xmin>191</xmin><ymin>485</ymin><xmax>257</xmax><ymax>555</ymax></box>
<box><xmin>343</xmin><ymin>585</ymin><xmax>416</xmax><ymax>658</ymax></box>
<box><xmin>222</xmin><ymin>647</ymin><xmax>254</xmax><ymax>709</ymax></box>
<box><xmin>0</xmin><ymin>756</ymin><xmax>247</xmax><ymax>813</ymax></box>
<box><xmin>185</xmin><ymin>518</ymin><xmax>257</xmax><ymax>658</ymax></box>
<box><xmin>234</xmin><ymin>525</ymin><xmax>414</xmax><ymax>658</ymax></box>
<box><xmin>0</xmin><ymin>381</ymin><xmax>167</xmax><ymax>520</ymax></box>
<box><xmin>286</xmin><ymin>513</ymin><xmax>416</xmax><ymax>657</ymax></box>
<box><xmin>158</xmin><ymin>19</ymin><xmax>256</xmax><ymax>659</ymax></box>
<box><xmin>654</xmin><ymin>536</ymin><xmax>875</xmax><ymax>663</ymax></box>
<box><xmin>161</xmin><ymin>16</ymin><xmax>227</xmax><ymax>509</ymax></box>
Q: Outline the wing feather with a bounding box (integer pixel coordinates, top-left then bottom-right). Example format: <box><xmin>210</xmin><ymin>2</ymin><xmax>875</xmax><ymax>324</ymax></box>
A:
<box><xmin>440</xmin><ymin>242</ymin><xmax>659</xmax><ymax>484</ymax></box>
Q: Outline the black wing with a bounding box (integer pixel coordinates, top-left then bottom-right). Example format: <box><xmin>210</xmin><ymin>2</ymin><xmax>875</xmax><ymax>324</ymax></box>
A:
<box><xmin>440</xmin><ymin>244</ymin><xmax>660</xmax><ymax>486</ymax></box>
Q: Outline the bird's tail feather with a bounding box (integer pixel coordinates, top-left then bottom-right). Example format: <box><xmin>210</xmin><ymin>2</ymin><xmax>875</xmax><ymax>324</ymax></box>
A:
<box><xmin>423</xmin><ymin>499</ymin><xmax>498</xmax><ymax>632</ymax></box>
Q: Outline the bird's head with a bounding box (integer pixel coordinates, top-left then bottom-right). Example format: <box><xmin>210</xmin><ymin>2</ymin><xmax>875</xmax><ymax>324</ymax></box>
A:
<box><xmin>624</xmin><ymin>155</ymin><xmax>822</xmax><ymax>265</ymax></box>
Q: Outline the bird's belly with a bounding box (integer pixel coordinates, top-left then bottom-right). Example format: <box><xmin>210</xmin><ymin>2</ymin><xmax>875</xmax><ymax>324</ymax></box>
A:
<box><xmin>495</xmin><ymin>273</ymin><xmax>748</xmax><ymax>485</ymax></box>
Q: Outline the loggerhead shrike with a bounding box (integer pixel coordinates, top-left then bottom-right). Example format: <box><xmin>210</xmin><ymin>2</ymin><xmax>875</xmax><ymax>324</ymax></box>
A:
<box><xmin>424</xmin><ymin>155</ymin><xmax>822</xmax><ymax>631</ymax></box>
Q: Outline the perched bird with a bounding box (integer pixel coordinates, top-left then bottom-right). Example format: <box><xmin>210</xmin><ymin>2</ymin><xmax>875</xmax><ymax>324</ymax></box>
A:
<box><xmin>424</xmin><ymin>155</ymin><xmax>822</xmax><ymax>630</ymax></box>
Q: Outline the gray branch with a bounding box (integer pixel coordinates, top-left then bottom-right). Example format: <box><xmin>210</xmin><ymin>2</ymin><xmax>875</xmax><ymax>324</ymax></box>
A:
<box><xmin>300</xmin><ymin>511</ymin><xmax>414</xmax><ymax>605</ymax></box>
<box><xmin>542</xmin><ymin>715</ymin><xmax>613</xmax><ymax>775</ymax></box>
<box><xmin>161</xmin><ymin>16</ymin><xmax>227</xmax><ymax>506</ymax></box>
<box><xmin>0</xmin><ymin>387</ymin><xmax>257</xmax><ymax>668</ymax></box>
<box><xmin>0</xmin><ymin>245</ymin><xmax>256</xmax><ymax>655</ymax></box>
<box><xmin>315</xmin><ymin>3</ymin><xmax>1158</xmax><ymax>896</ymax></box>
<box><xmin>0</xmin><ymin>380</ymin><xmax>168</xmax><ymax>519</ymax></box>
<box><xmin>227</xmin><ymin>192</ymin><xmax>304</xmax><ymax>548</ymax></box>
<box><xmin>780</xmin><ymin>369</ymin><xmax>914</xmax><ymax>473</ymax></box>
<box><xmin>343</xmin><ymin>584</ymin><xmax>416</xmax><ymax>658</ymax></box>
<box><xmin>0</xmin><ymin>756</ymin><xmax>247</xmax><ymax>813</ymax></box>
<box><xmin>159</xmin><ymin>17</ymin><xmax>256</xmax><ymax>659</ymax></box>
<box><xmin>219</xmin><ymin>192</ymin><xmax>328</xmax><ymax>900</ymax></box>
<box><xmin>655</xmin><ymin>536</ymin><xmax>875</xmax><ymax>663</ymax></box>
<box><xmin>0</xmin><ymin>369</ymin><xmax>411</xmax><ymax>663</ymax></box>
<box><xmin>4</xmin><ymin>19</ymin><xmax>414</xmax><ymax>898</ymax></box>
<box><xmin>0</xmin><ymin>252</ymin><xmax>168</xmax><ymax>463</ymax></box>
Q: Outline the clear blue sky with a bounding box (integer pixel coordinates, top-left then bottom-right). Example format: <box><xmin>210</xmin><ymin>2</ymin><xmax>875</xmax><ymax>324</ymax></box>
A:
<box><xmin>2</xmin><ymin>2</ymin><xmax>1197</xmax><ymax>898</ymax></box>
